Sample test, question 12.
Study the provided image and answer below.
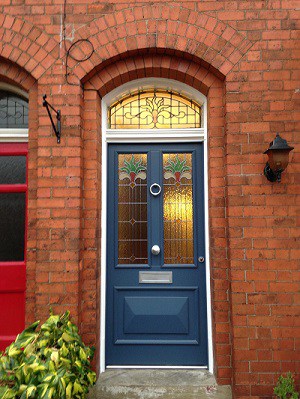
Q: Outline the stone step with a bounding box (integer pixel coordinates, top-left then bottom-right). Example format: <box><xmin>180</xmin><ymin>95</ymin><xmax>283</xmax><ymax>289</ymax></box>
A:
<box><xmin>88</xmin><ymin>369</ymin><xmax>232</xmax><ymax>399</ymax></box>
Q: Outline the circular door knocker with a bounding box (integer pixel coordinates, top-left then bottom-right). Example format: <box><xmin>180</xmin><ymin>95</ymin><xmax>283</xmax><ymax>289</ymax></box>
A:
<box><xmin>150</xmin><ymin>183</ymin><xmax>161</xmax><ymax>196</ymax></box>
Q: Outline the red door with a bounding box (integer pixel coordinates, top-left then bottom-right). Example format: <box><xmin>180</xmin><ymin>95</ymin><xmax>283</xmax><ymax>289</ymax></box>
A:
<box><xmin>0</xmin><ymin>143</ymin><xmax>28</xmax><ymax>351</ymax></box>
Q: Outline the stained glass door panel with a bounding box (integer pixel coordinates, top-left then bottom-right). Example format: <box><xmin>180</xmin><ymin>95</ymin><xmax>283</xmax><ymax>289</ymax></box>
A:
<box><xmin>163</xmin><ymin>153</ymin><xmax>194</xmax><ymax>264</ymax></box>
<box><xmin>106</xmin><ymin>143</ymin><xmax>207</xmax><ymax>366</ymax></box>
<box><xmin>118</xmin><ymin>154</ymin><xmax>148</xmax><ymax>264</ymax></box>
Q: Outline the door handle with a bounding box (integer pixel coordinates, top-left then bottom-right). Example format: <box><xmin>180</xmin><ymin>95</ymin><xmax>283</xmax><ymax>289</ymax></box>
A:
<box><xmin>151</xmin><ymin>245</ymin><xmax>160</xmax><ymax>255</ymax></box>
<box><xmin>150</xmin><ymin>183</ymin><xmax>161</xmax><ymax>196</ymax></box>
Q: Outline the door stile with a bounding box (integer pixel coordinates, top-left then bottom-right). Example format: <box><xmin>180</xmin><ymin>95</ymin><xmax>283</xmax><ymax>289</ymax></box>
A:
<box><xmin>148</xmin><ymin>150</ymin><xmax>162</xmax><ymax>269</ymax></box>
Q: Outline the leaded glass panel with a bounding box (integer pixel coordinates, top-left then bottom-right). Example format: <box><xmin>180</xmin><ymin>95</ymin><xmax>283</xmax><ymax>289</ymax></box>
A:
<box><xmin>109</xmin><ymin>90</ymin><xmax>202</xmax><ymax>129</ymax></box>
<box><xmin>163</xmin><ymin>153</ymin><xmax>194</xmax><ymax>264</ymax></box>
<box><xmin>118</xmin><ymin>154</ymin><xmax>148</xmax><ymax>264</ymax></box>
<box><xmin>0</xmin><ymin>91</ymin><xmax>28</xmax><ymax>128</ymax></box>
<box><xmin>0</xmin><ymin>193</ymin><xmax>26</xmax><ymax>261</ymax></box>
<box><xmin>0</xmin><ymin>156</ymin><xmax>26</xmax><ymax>184</ymax></box>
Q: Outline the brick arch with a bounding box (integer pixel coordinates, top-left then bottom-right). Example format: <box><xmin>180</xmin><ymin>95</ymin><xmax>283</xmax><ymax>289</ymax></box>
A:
<box><xmin>0</xmin><ymin>55</ymin><xmax>39</xmax><ymax>328</ymax></box>
<box><xmin>0</xmin><ymin>58</ymin><xmax>35</xmax><ymax>92</ymax></box>
<box><xmin>0</xmin><ymin>14</ymin><xmax>58</xmax><ymax>80</ymax></box>
<box><xmin>85</xmin><ymin>52</ymin><xmax>221</xmax><ymax>98</ymax></box>
<box><xmin>80</xmin><ymin>53</ymin><xmax>232</xmax><ymax>383</ymax></box>
<box><xmin>73</xmin><ymin>4</ymin><xmax>253</xmax><ymax>81</ymax></box>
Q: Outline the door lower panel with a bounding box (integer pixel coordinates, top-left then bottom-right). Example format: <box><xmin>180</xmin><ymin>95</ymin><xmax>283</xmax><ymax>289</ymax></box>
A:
<box><xmin>114</xmin><ymin>287</ymin><xmax>200</xmax><ymax>344</ymax></box>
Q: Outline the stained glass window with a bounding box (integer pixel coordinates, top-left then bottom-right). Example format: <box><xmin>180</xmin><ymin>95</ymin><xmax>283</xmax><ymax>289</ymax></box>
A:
<box><xmin>0</xmin><ymin>91</ymin><xmax>28</xmax><ymax>128</ymax></box>
<box><xmin>118</xmin><ymin>154</ymin><xmax>148</xmax><ymax>264</ymax></box>
<box><xmin>163</xmin><ymin>153</ymin><xmax>194</xmax><ymax>264</ymax></box>
<box><xmin>108</xmin><ymin>90</ymin><xmax>202</xmax><ymax>129</ymax></box>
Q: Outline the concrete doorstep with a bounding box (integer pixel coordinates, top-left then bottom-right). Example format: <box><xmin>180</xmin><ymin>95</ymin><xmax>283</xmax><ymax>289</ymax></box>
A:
<box><xmin>87</xmin><ymin>369</ymin><xmax>232</xmax><ymax>399</ymax></box>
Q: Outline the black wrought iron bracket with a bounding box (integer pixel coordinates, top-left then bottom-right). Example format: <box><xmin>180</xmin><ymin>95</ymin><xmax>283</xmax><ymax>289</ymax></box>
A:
<box><xmin>264</xmin><ymin>162</ymin><xmax>283</xmax><ymax>183</ymax></box>
<box><xmin>42</xmin><ymin>94</ymin><xmax>61</xmax><ymax>144</ymax></box>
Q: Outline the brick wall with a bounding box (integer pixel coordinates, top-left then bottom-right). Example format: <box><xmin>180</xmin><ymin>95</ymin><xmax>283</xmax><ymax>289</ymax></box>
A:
<box><xmin>0</xmin><ymin>1</ymin><xmax>299</xmax><ymax>398</ymax></box>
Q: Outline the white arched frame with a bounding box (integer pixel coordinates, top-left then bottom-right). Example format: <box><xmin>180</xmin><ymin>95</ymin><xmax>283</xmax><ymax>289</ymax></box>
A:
<box><xmin>100</xmin><ymin>78</ymin><xmax>213</xmax><ymax>373</ymax></box>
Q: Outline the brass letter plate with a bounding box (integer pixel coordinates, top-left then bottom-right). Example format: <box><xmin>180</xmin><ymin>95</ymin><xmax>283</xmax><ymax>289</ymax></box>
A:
<box><xmin>139</xmin><ymin>271</ymin><xmax>172</xmax><ymax>284</ymax></box>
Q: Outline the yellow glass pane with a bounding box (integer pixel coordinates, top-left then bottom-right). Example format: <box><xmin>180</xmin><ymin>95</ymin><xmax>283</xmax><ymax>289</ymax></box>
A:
<box><xmin>118</xmin><ymin>154</ymin><xmax>148</xmax><ymax>264</ymax></box>
<box><xmin>163</xmin><ymin>153</ymin><xmax>194</xmax><ymax>264</ymax></box>
<box><xmin>109</xmin><ymin>90</ymin><xmax>202</xmax><ymax>129</ymax></box>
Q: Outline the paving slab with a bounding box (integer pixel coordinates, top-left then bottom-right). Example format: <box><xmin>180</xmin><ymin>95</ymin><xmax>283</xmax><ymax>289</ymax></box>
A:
<box><xmin>87</xmin><ymin>369</ymin><xmax>232</xmax><ymax>399</ymax></box>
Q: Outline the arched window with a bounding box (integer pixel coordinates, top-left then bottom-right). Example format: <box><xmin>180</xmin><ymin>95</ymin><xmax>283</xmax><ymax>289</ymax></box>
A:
<box><xmin>0</xmin><ymin>90</ymin><xmax>28</xmax><ymax>128</ymax></box>
<box><xmin>108</xmin><ymin>90</ymin><xmax>203</xmax><ymax>129</ymax></box>
<box><xmin>0</xmin><ymin>86</ymin><xmax>28</xmax><ymax>142</ymax></box>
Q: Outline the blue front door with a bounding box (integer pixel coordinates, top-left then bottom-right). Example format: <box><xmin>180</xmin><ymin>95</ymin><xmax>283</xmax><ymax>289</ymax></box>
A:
<box><xmin>106</xmin><ymin>143</ymin><xmax>208</xmax><ymax>366</ymax></box>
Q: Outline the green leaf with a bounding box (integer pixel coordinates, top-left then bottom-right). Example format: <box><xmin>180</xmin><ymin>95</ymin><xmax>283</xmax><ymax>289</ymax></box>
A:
<box><xmin>60</xmin><ymin>357</ymin><xmax>71</xmax><ymax>368</ymax></box>
<box><xmin>73</xmin><ymin>380</ymin><xmax>83</xmax><ymax>394</ymax></box>
<box><xmin>39</xmin><ymin>383</ymin><xmax>49</xmax><ymax>398</ymax></box>
<box><xmin>87</xmin><ymin>371</ymin><xmax>97</xmax><ymax>385</ymax></box>
<box><xmin>59</xmin><ymin>343</ymin><xmax>69</xmax><ymax>357</ymax></box>
<box><xmin>37</xmin><ymin>339</ymin><xmax>49</xmax><ymax>348</ymax></box>
<box><xmin>48</xmin><ymin>360</ymin><xmax>55</xmax><ymax>372</ymax></box>
<box><xmin>26</xmin><ymin>385</ymin><xmax>37</xmax><ymax>398</ymax></box>
<box><xmin>79</xmin><ymin>348</ymin><xmax>87</xmax><ymax>362</ymax></box>
<box><xmin>50</xmin><ymin>350</ymin><xmax>59</xmax><ymax>363</ymax></box>
<box><xmin>2</xmin><ymin>387</ymin><xmax>17</xmax><ymax>399</ymax></box>
<box><xmin>24</xmin><ymin>343</ymin><xmax>35</xmax><ymax>356</ymax></box>
<box><xmin>16</xmin><ymin>384</ymin><xmax>28</xmax><ymax>398</ymax></box>
<box><xmin>42</xmin><ymin>373</ymin><xmax>55</xmax><ymax>383</ymax></box>
<box><xmin>7</xmin><ymin>344</ymin><xmax>22</xmax><ymax>358</ymax></box>
<box><xmin>61</xmin><ymin>332</ymin><xmax>75</xmax><ymax>343</ymax></box>
<box><xmin>66</xmin><ymin>382</ymin><xmax>73</xmax><ymax>399</ymax></box>
<box><xmin>0</xmin><ymin>386</ymin><xmax>9</xmax><ymax>398</ymax></box>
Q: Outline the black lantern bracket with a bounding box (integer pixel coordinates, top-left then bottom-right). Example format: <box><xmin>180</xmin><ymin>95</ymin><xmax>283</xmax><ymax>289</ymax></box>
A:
<box><xmin>263</xmin><ymin>133</ymin><xmax>294</xmax><ymax>183</ymax></box>
<box><xmin>42</xmin><ymin>94</ymin><xmax>61</xmax><ymax>144</ymax></box>
<box><xmin>264</xmin><ymin>162</ymin><xmax>280</xmax><ymax>183</ymax></box>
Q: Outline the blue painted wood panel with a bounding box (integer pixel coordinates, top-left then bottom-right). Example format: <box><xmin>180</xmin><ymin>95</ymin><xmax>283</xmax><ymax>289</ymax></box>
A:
<box><xmin>106</xmin><ymin>143</ymin><xmax>208</xmax><ymax>366</ymax></box>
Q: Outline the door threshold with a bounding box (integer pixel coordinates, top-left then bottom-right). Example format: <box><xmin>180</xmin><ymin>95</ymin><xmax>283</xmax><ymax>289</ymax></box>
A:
<box><xmin>106</xmin><ymin>365</ymin><xmax>208</xmax><ymax>369</ymax></box>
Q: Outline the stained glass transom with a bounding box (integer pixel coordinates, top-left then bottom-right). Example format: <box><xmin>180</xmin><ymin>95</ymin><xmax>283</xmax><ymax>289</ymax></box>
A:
<box><xmin>0</xmin><ymin>91</ymin><xmax>28</xmax><ymax>128</ymax></box>
<box><xmin>118</xmin><ymin>154</ymin><xmax>148</xmax><ymax>264</ymax></box>
<box><xmin>108</xmin><ymin>90</ymin><xmax>202</xmax><ymax>129</ymax></box>
<box><xmin>163</xmin><ymin>153</ymin><xmax>194</xmax><ymax>264</ymax></box>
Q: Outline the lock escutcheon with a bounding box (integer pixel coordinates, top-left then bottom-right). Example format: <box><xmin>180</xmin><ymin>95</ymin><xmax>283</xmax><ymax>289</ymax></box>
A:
<box><xmin>198</xmin><ymin>256</ymin><xmax>205</xmax><ymax>263</ymax></box>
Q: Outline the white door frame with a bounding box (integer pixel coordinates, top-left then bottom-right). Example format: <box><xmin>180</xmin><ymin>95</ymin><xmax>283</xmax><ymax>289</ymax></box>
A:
<box><xmin>100</xmin><ymin>78</ymin><xmax>213</xmax><ymax>373</ymax></box>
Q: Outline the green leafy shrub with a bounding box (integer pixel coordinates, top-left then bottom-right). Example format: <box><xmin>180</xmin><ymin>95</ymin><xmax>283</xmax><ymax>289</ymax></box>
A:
<box><xmin>274</xmin><ymin>372</ymin><xmax>299</xmax><ymax>399</ymax></box>
<box><xmin>0</xmin><ymin>311</ymin><xmax>96</xmax><ymax>399</ymax></box>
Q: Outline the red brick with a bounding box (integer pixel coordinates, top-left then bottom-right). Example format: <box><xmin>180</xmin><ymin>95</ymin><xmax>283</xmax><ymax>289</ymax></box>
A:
<box><xmin>0</xmin><ymin>2</ymin><xmax>298</xmax><ymax>396</ymax></box>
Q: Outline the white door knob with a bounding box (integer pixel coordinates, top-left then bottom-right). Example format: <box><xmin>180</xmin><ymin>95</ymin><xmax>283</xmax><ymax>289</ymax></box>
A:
<box><xmin>151</xmin><ymin>245</ymin><xmax>160</xmax><ymax>255</ymax></box>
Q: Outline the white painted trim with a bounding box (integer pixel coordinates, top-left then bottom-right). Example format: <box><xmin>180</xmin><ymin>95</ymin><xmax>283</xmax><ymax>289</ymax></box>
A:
<box><xmin>100</xmin><ymin>103</ymin><xmax>108</xmax><ymax>374</ymax></box>
<box><xmin>107</xmin><ymin>366</ymin><xmax>208</xmax><ymax>369</ymax></box>
<box><xmin>103</xmin><ymin>78</ymin><xmax>207</xmax><ymax>110</ymax></box>
<box><xmin>106</xmin><ymin>128</ymin><xmax>205</xmax><ymax>143</ymax></box>
<box><xmin>100</xmin><ymin>78</ymin><xmax>213</xmax><ymax>374</ymax></box>
<box><xmin>203</xmin><ymin>99</ymin><xmax>213</xmax><ymax>374</ymax></box>
<box><xmin>0</xmin><ymin>129</ymin><xmax>28</xmax><ymax>142</ymax></box>
<box><xmin>0</xmin><ymin>82</ymin><xmax>28</xmax><ymax>99</ymax></box>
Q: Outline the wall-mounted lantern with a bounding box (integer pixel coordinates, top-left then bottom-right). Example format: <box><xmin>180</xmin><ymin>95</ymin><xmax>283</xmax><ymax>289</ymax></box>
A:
<box><xmin>264</xmin><ymin>133</ymin><xmax>294</xmax><ymax>182</ymax></box>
